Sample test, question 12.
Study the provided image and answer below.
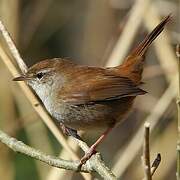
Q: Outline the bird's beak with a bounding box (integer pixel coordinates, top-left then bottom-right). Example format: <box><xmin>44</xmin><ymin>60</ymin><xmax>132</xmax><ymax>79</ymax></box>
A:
<box><xmin>13</xmin><ymin>75</ymin><xmax>28</xmax><ymax>81</ymax></box>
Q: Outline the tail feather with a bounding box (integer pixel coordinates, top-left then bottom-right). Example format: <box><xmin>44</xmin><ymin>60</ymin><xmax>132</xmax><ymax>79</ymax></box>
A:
<box><xmin>131</xmin><ymin>14</ymin><xmax>171</xmax><ymax>57</ymax></box>
<box><xmin>118</xmin><ymin>15</ymin><xmax>171</xmax><ymax>84</ymax></box>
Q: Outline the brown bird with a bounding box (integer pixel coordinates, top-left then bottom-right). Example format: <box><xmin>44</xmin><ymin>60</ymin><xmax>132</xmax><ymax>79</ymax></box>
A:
<box><xmin>13</xmin><ymin>15</ymin><xmax>170</xmax><ymax>165</ymax></box>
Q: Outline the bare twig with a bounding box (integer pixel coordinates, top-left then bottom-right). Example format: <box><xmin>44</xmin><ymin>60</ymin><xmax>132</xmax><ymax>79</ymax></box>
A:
<box><xmin>142</xmin><ymin>153</ymin><xmax>161</xmax><ymax>180</ymax></box>
<box><xmin>176</xmin><ymin>44</ymin><xmax>180</xmax><ymax>179</ymax></box>
<box><xmin>142</xmin><ymin>122</ymin><xmax>151</xmax><ymax>180</ymax></box>
<box><xmin>0</xmin><ymin>129</ymin><xmax>92</xmax><ymax>172</ymax></box>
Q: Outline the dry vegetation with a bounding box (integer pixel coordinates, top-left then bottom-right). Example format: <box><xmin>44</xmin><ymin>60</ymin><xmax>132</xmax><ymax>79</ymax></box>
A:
<box><xmin>0</xmin><ymin>0</ymin><xmax>179</xmax><ymax>179</ymax></box>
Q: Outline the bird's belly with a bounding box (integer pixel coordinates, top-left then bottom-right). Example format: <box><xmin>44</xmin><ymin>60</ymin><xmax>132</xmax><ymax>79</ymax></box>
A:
<box><xmin>52</xmin><ymin>104</ymin><xmax>112</xmax><ymax>130</ymax></box>
<box><xmin>51</xmin><ymin>97</ymin><xmax>135</xmax><ymax>131</ymax></box>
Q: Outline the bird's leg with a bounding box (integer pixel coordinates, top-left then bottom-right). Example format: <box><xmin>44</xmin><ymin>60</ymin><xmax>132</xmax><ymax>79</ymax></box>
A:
<box><xmin>79</xmin><ymin>127</ymin><xmax>113</xmax><ymax>165</ymax></box>
<box><xmin>59</xmin><ymin>123</ymin><xmax>82</xmax><ymax>141</ymax></box>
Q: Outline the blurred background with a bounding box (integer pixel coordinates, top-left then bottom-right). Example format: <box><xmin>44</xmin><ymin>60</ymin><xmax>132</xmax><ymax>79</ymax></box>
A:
<box><xmin>0</xmin><ymin>0</ymin><xmax>179</xmax><ymax>179</ymax></box>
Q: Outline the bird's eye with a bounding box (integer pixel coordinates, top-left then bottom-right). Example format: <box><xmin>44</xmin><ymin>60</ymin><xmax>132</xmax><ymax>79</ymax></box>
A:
<box><xmin>36</xmin><ymin>72</ymin><xmax>44</xmax><ymax>80</ymax></box>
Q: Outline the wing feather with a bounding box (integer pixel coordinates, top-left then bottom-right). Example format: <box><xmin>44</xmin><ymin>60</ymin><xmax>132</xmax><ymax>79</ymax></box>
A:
<box><xmin>59</xmin><ymin>67</ymin><xmax>146</xmax><ymax>105</ymax></box>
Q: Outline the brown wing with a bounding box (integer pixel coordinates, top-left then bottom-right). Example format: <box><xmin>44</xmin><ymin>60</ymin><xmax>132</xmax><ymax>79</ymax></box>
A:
<box><xmin>59</xmin><ymin>67</ymin><xmax>146</xmax><ymax>105</ymax></box>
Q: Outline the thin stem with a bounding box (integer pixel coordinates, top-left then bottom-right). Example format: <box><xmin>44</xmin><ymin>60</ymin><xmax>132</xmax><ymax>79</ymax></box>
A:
<box><xmin>142</xmin><ymin>153</ymin><xmax>161</xmax><ymax>180</ymax></box>
<box><xmin>176</xmin><ymin>44</ymin><xmax>180</xmax><ymax>179</ymax></box>
<box><xmin>142</xmin><ymin>122</ymin><xmax>152</xmax><ymax>180</ymax></box>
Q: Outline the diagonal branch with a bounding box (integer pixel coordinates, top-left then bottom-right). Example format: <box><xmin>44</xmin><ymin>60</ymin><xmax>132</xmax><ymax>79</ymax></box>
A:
<box><xmin>0</xmin><ymin>129</ymin><xmax>92</xmax><ymax>172</ymax></box>
<box><xmin>176</xmin><ymin>44</ymin><xmax>180</xmax><ymax>179</ymax></box>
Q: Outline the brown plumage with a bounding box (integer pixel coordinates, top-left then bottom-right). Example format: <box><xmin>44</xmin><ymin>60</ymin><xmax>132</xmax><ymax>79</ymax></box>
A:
<box><xmin>13</xmin><ymin>15</ymin><xmax>171</xmax><ymax>164</ymax></box>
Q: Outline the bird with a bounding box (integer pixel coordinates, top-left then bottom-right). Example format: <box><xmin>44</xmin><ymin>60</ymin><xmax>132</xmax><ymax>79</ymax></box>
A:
<box><xmin>13</xmin><ymin>15</ymin><xmax>171</xmax><ymax>165</ymax></box>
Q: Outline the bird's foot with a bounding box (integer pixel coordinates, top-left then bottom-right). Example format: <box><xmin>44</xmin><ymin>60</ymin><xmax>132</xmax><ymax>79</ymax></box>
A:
<box><xmin>60</xmin><ymin>123</ymin><xmax>82</xmax><ymax>140</ymax></box>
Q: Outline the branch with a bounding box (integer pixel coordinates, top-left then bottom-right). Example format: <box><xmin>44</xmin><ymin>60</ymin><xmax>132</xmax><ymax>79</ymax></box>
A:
<box><xmin>142</xmin><ymin>123</ymin><xmax>161</xmax><ymax>180</ymax></box>
<box><xmin>0</xmin><ymin>129</ymin><xmax>92</xmax><ymax>172</ymax></box>
<box><xmin>176</xmin><ymin>44</ymin><xmax>180</xmax><ymax>179</ymax></box>
<box><xmin>142</xmin><ymin>122</ymin><xmax>151</xmax><ymax>180</ymax></box>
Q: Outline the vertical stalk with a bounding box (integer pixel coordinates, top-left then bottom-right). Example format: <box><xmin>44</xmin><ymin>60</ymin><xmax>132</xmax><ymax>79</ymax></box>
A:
<box><xmin>143</xmin><ymin>122</ymin><xmax>152</xmax><ymax>180</ymax></box>
<box><xmin>176</xmin><ymin>44</ymin><xmax>180</xmax><ymax>179</ymax></box>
